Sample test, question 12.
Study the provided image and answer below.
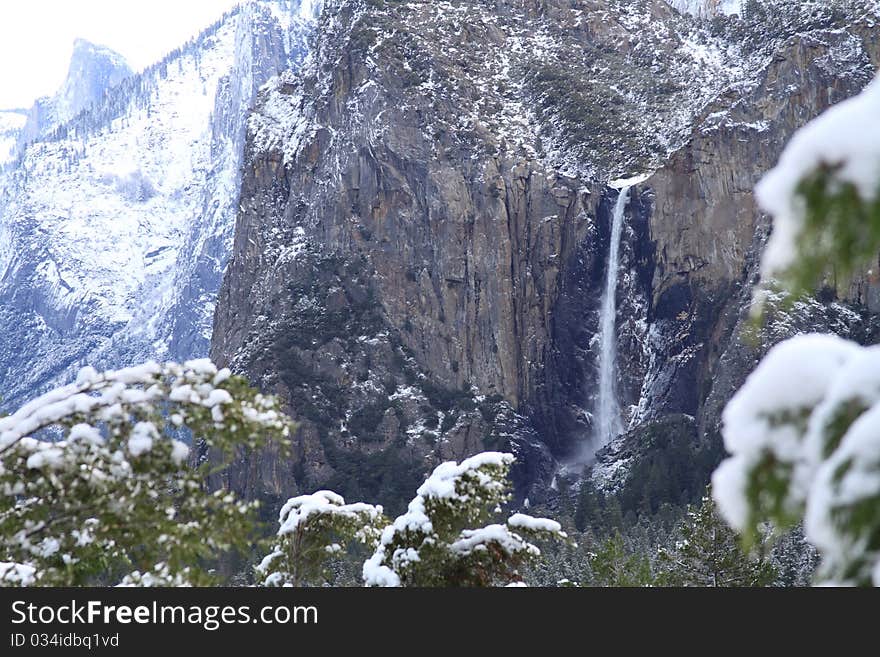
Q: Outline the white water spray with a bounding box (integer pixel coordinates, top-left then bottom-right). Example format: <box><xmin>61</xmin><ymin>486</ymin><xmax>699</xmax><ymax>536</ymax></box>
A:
<box><xmin>297</xmin><ymin>0</ymin><xmax>323</xmax><ymax>22</ymax></box>
<box><xmin>593</xmin><ymin>186</ymin><xmax>630</xmax><ymax>450</ymax></box>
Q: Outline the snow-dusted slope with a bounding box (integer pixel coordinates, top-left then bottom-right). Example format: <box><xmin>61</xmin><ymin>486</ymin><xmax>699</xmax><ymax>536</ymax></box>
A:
<box><xmin>666</xmin><ymin>0</ymin><xmax>740</xmax><ymax>17</ymax></box>
<box><xmin>0</xmin><ymin>0</ymin><xmax>321</xmax><ymax>408</ymax></box>
<box><xmin>0</xmin><ymin>111</ymin><xmax>26</xmax><ymax>167</ymax></box>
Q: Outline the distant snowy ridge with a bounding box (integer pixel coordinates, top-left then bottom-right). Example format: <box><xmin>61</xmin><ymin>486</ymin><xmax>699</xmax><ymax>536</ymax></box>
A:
<box><xmin>0</xmin><ymin>0</ymin><xmax>319</xmax><ymax>409</ymax></box>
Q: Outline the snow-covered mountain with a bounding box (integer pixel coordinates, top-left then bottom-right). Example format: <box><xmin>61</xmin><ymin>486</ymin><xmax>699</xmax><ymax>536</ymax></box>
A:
<box><xmin>16</xmin><ymin>39</ymin><xmax>133</xmax><ymax>152</ymax></box>
<box><xmin>0</xmin><ymin>0</ymin><xmax>322</xmax><ymax>409</ymax></box>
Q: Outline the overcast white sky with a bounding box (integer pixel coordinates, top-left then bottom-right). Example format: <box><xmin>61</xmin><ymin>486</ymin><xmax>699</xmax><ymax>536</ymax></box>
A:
<box><xmin>0</xmin><ymin>0</ymin><xmax>241</xmax><ymax>109</ymax></box>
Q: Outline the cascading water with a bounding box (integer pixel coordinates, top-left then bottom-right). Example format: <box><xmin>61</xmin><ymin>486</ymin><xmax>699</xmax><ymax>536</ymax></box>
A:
<box><xmin>593</xmin><ymin>186</ymin><xmax>631</xmax><ymax>450</ymax></box>
<box><xmin>297</xmin><ymin>0</ymin><xmax>324</xmax><ymax>21</ymax></box>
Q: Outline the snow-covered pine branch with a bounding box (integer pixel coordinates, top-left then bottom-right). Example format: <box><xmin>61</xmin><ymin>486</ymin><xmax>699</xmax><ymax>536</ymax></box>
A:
<box><xmin>256</xmin><ymin>490</ymin><xmax>386</xmax><ymax>587</ymax></box>
<box><xmin>363</xmin><ymin>452</ymin><xmax>569</xmax><ymax>587</ymax></box>
<box><xmin>714</xmin><ymin>337</ymin><xmax>880</xmax><ymax>585</ymax></box>
<box><xmin>0</xmin><ymin>359</ymin><xmax>293</xmax><ymax>586</ymax></box>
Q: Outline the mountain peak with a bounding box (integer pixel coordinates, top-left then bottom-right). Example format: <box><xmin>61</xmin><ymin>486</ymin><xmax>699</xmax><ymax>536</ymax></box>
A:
<box><xmin>70</xmin><ymin>38</ymin><xmax>130</xmax><ymax>69</ymax></box>
<box><xmin>53</xmin><ymin>37</ymin><xmax>131</xmax><ymax>132</ymax></box>
<box><xmin>17</xmin><ymin>38</ymin><xmax>132</xmax><ymax>147</ymax></box>
<box><xmin>72</xmin><ymin>37</ymin><xmax>101</xmax><ymax>51</ymax></box>
<box><xmin>61</xmin><ymin>37</ymin><xmax>132</xmax><ymax>104</ymax></box>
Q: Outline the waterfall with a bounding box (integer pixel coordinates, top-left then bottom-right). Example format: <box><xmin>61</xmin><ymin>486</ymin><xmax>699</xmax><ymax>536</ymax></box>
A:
<box><xmin>593</xmin><ymin>186</ymin><xmax>630</xmax><ymax>450</ymax></box>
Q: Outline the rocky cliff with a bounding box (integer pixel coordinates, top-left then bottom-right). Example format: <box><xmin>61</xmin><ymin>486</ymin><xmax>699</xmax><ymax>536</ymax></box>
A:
<box><xmin>211</xmin><ymin>0</ymin><xmax>880</xmax><ymax>513</ymax></box>
<box><xmin>593</xmin><ymin>7</ymin><xmax>880</xmax><ymax>502</ymax></box>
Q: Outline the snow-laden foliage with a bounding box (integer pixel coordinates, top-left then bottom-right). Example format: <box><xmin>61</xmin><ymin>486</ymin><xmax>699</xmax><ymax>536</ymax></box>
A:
<box><xmin>256</xmin><ymin>490</ymin><xmax>385</xmax><ymax>587</ymax></box>
<box><xmin>757</xmin><ymin>73</ymin><xmax>880</xmax><ymax>290</ymax></box>
<box><xmin>713</xmin><ymin>337</ymin><xmax>880</xmax><ymax>585</ymax></box>
<box><xmin>0</xmin><ymin>359</ymin><xmax>293</xmax><ymax>586</ymax></box>
<box><xmin>0</xmin><ymin>561</ymin><xmax>36</xmax><ymax>587</ymax></box>
<box><xmin>116</xmin><ymin>563</ymin><xmax>194</xmax><ymax>588</ymax></box>
<box><xmin>363</xmin><ymin>452</ymin><xmax>569</xmax><ymax>587</ymax></box>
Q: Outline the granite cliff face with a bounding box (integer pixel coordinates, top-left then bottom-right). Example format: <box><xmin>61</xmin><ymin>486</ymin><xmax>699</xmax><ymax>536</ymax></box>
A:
<box><xmin>211</xmin><ymin>0</ymin><xmax>880</xmax><ymax>512</ymax></box>
<box><xmin>633</xmin><ymin>22</ymin><xmax>880</xmax><ymax>415</ymax></box>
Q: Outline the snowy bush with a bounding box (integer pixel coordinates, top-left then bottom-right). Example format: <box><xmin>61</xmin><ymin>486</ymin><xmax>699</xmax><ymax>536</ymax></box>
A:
<box><xmin>363</xmin><ymin>452</ymin><xmax>569</xmax><ymax>587</ymax></box>
<box><xmin>117</xmin><ymin>563</ymin><xmax>194</xmax><ymax>588</ymax></box>
<box><xmin>256</xmin><ymin>490</ymin><xmax>385</xmax><ymax>587</ymax></box>
<box><xmin>0</xmin><ymin>359</ymin><xmax>293</xmax><ymax>586</ymax></box>
<box><xmin>714</xmin><ymin>337</ymin><xmax>880</xmax><ymax>585</ymax></box>
<box><xmin>0</xmin><ymin>561</ymin><xmax>37</xmax><ymax>587</ymax></box>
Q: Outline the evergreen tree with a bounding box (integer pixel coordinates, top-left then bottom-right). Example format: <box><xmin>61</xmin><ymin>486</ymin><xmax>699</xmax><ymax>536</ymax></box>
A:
<box><xmin>586</xmin><ymin>533</ymin><xmax>656</xmax><ymax>587</ymax></box>
<box><xmin>574</xmin><ymin>485</ymin><xmax>599</xmax><ymax>533</ymax></box>
<box><xmin>522</xmin><ymin>533</ymin><xmax>589</xmax><ymax>587</ymax></box>
<box><xmin>555</xmin><ymin>476</ymin><xmax>575</xmax><ymax>527</ymax></box>
<box><xmin>363</xmin><ymin>453</ymin><xmax>570</xmax><ymax>587</ymax></box>
<box><xmin>256</xmin><ymin>491</ymin><xmax>386</xmax><ymax>587</ymax></box>
<box><xmin>714</xmin><ymin>75</ymin><xmax>880</xmax><ymax>585</ymax></box>
<box><xmin>662</xmin><ymin>489</ymin><xmax>776</xmax><ymax>587</ymax></box>
<box><xmin>740</xmin><ymin>0</ymin><xmax>762</xmax><ymax>21</ymax></box>
<box><xmin>0</xmin><ymin>360</ymin><xmax>292</xmax><ymax>586</ymax></box>
<box><xmin>771</xmin><ymin>526</ymin><xmax>819</xmax><ymax>587</ymax></box>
